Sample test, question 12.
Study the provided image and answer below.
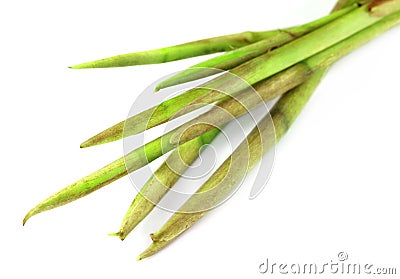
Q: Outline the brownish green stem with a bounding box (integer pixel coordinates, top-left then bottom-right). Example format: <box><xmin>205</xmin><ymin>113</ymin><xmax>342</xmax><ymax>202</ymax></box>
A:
<box><xmin>24</xmin><ymin>0</ymin><xmax>400</xmax><ymax>227</ymax></box>
<box><xmin>126</xmin><ymin>0</ymin><xmax>358</xmax><ymax>243</ymax></box>
<box><xmin>138</xmin><ymin>1</ymin><xmax>400</xmax><ymax>260</ymax></box>
<box><xmin>80</xmin><ymin>65</ymin><xmax>310</xmax><ymax>148</ymax></box>
<box><xmin>117</xmin><ymin>128</ymin><xmax>220</xmax><ymax>240</ymax></box>
<box><xmin>138</xmin><ymin>69</ymin><xmax>327</xmax><ymax>260</ymax></box>
<box><xmin>81</xmin><ymin>1</ymin><xmax>400</xmax><ymax>148</ymax></box>
<box><xmin>23</xmin><ymin>128</ymin><xmax>219</xmax><ymax>224</ymax></box>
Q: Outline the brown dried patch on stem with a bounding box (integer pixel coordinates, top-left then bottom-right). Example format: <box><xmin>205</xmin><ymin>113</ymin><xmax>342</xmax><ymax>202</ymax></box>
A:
<box><xmin>369</xmin><ymin>0</ymin><xmax>400</xmax><ymax>17</ymax></box>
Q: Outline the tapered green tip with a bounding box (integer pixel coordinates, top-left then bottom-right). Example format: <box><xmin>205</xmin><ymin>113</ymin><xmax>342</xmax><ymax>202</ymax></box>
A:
<box><xmin>80</xmin><ymin>139</ymin><xmax>94</xmax><ymax>148</ymax></box>
<box><xmin>137</xmin><ymin>239</ymin><xmax>171</xmax><ymax>260</ymax></box>
<box><xmin>22</xmin><ymin>208</ymin><xmax>39</xmax><ymax>226</ymax></box>
<box><xmin>79</xmin><ymin>133</ymin><xmax>117</xmax><ymax>148</ymax></box>
<box><xmin>68</xmin><ymin>62</ymin><xmax>101</xmax><ymax>69</ymax></box>
<box><xmin>136</xmin><ymin>244</ymin><xmax>155</xmax><ymax>261</ymax></box>
<box><xmin>22</xmin><ymin>214</ymin><xmax>30</xmax><ymax>226</ymax></box>
<box><xmin>80</xmin><ymin>121</ymin><xmax>125</xmax><ymax>148</ymax></box>
<box><xmin>69</xmin><ymin>64</ymin><xmax>87</xmax><ymax>69</ymax></box>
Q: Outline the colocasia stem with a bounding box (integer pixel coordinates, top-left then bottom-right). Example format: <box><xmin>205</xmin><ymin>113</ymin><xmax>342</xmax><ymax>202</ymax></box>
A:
<box><xmin>24</xmin><ymin>0</ymin><xmax>400</xmax><ymax>261</ymax></box>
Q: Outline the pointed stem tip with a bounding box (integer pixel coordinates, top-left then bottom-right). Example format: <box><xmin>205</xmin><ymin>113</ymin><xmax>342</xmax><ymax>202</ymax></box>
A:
<box><xmin>137</xmin><ymin>240</ymin><xmax>169</xmax><ymax>261</ymax></box>
<box><xmin>22</xmin><ymin>208</ymin><xmax>37</xmax><ymax>226</ymax></box>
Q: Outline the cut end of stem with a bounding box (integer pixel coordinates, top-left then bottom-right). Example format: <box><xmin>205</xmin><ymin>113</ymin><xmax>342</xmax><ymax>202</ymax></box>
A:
<box><xmin>118</xmin><ymin>228</ymin><xmax>130</xmax><ymax>241</ymax></box>
<box><xmin>111</xmin><ymin>229</ymin><xmax>127</xmax><ymax>241</ymax></box>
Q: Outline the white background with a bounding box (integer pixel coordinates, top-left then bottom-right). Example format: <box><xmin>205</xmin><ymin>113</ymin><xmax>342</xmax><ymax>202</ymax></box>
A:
<box><xmin>1</xmin><ymin>0</ymin><xmax>399</xmax><ymax>278</ymax></box>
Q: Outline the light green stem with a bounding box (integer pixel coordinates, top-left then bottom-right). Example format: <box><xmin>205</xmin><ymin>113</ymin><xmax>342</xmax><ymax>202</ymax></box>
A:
<box><xmin>80</xmin><ymin>86</ymin><xmax>212</xmax><ymax>148</ymax></box>
<box><xmin>155</xmin><ymin>6</ymin><xmax>356</xmax><ymax>90</ymax></box>
<box><xmin>69</xmin><ymin>31</ymin><xmax>281</xmax><ymax>69</ymax></box>
<box><xmin>24</xmin><ymin>1</ymin><xmax>400</xmax><ymax>226</ymax></box>
<box><xmin>80</xmin><ymin>65</ymin><xmax>310</xmax><ymax>148</ymax></box>
<box><xmin>138</xmin><ymin>4</ymin><xmax>400</xmax><ymax>260</ymax></box>
<box><xmin>129</xmin><ymin>2</ymin><xmax>358</xmax><ymax>243</ymax></box>
<box><xmin>23</xmin><ymin>128</ymin><xmax>219</xmax><ymax>224</ymax></box>
<box><xmin>81</xmin><ymin>1</ymin><xmax>399</xmax><ymax>148</ymax></box>
<box><xmin>185</xmin><ymin>2</ymin><xmax>399</xmax><ymax>108</ymax></box>
<box><xmin>170</xmin><ymin>8</ymin><xmax>400</xmax><ymax>145</ymax></box>
<box><xmin>138</xmin><ymin>70</ymin><xmax>327</xmax><ymax>260</ymax></box>
<box><xmin>117</xmin><ymin>128</ymin><xmax>220</xmax><ymax>240</ymax></box>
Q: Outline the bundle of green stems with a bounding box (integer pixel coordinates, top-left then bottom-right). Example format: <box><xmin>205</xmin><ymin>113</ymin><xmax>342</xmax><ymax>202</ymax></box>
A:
<box><xmin>23</xmin><ymin>0</ymin><xmax>400</xmax><ymax>260</ymax></box>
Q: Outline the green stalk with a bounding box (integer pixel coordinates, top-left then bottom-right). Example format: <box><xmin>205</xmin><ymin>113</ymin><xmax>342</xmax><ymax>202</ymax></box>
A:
<box><xmin>155</xmin><ymin>6</ymin><xmax>356</xmax><ymax>90</ymax></box>
<box><xmin>24</xmin><ymin>55</ymin><xmax>312</xmax><ymax>224</ymax></box>
<box><xmin>116</xmin><ymin>128</ymin><xmax>220</xmax><ymax>240</ymax></box>
<box><xmin>80</xmin><ymin>64</ymin><xmax>311</xmax><ymax>148</ymax></box>
<box><xmin>113</xmin><ymin>58</ymin><xmax>313</xmax><ymax>240</ymax></box>
<box><xmin>23</xmin><ymin>127</ymin><xmax>219</xmax><ymax>224</ymax></box>
<box><xmin>81</xmin><ymin>1</ymin><xmax>398</xmax><ymax>148</ymax></box>
<box><xmin>138</xmin><ymin>4</ymin><xmax>400</xmax><ymax>260</ymax></box>
<box><xmin>24</xmin><ymin>0</ymin><xmax>400</xmax><ymax>225</ymax></box>
<box><xmin>115</xmin><ymin>0</ymin><xmax>356</xmax><ymax>245</ymax></box>
<box><xmin>69</xmin><ymin>30</ymin><xmax>282</xmax><ymax>69</ymax></box>
<box><xmin>69</xmin><ymin>6</ymin><xmax>355</xmax><ymax>70</ymax></box>
<box><xmin>111</xmin><ymin>6</ymin><xmax>356</xmax><ymax>236</ymax></box>
<box><xmin>80</xmin><ymin>86</ymin><xmax>212</xmax><ymax>148</ymax></box>
<box><xmin>169</xmin><ymin>7</ymin><xmax>400</xmax><ymax>145</ymax></box>
<box><xmin>26</xmin><ymin>46</ymin><xmax>317</xmax><ymax>221</ymax></box>
<box><xmin>181</xmin><ymin>1</ymin><xmax>399</xmax><ymax>108</ymax></box>
<box><xmin>138</xmin><ymin>70</ymin><xmax>327</xmax><ymax>260</ymax></box>
<box><xmin>333</xmin><ymin>0</ymin><xmax>358</xmax><ymax>11</ymax></box>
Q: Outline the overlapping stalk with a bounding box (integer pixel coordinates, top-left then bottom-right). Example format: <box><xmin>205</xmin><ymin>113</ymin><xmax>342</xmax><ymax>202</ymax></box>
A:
<box><xmin>139</xmin><ymin>69</ymin><xmax>327</xmax><ymax>260</ymax></box>
<box><xmin>80</xmin><ymin>2</ymin><xmax>391</xmax><ymax>148</ymax></box>
<box><xmin>70</xmin><ymin>7</ymin><xmax>354</xmax><ymax>70</ymax></box>
<box><xmin>138</xmin><ymin>1</ymin><xmax>400</xmax><ymax>259</ymax></box>
<box><xmin>23</xmin><ymin>0</ymin><xmax>400</xmax><ymax>260</ymax></box>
